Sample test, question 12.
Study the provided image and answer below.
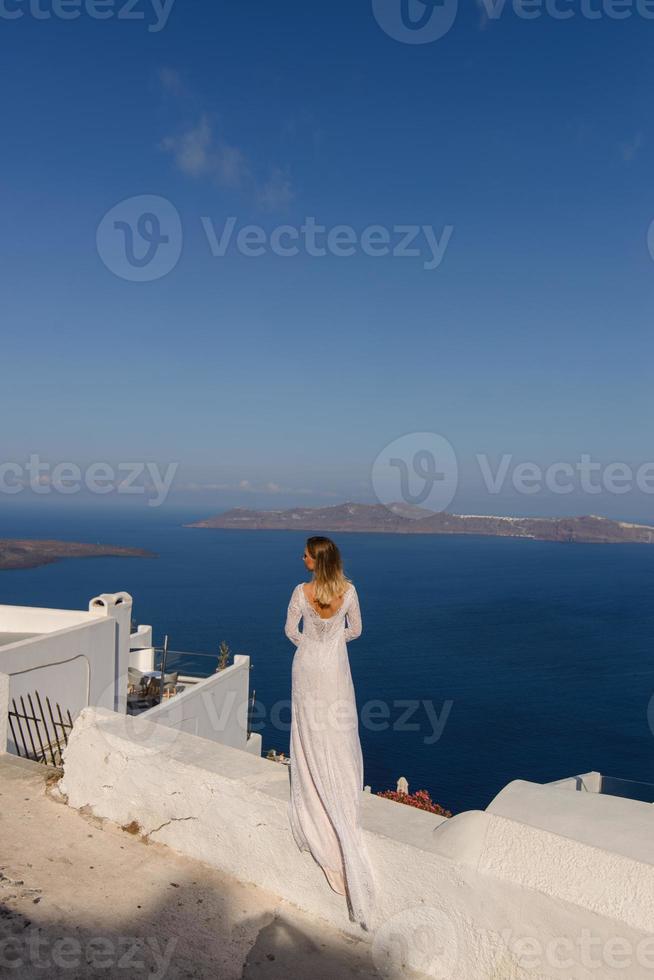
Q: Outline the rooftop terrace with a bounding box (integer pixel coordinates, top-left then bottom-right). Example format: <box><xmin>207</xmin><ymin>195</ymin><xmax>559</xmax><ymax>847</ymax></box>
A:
<box><xmin>0</xmin><ymin>632</ymin><xmax>40</xmax><ymax>648</ymax></box>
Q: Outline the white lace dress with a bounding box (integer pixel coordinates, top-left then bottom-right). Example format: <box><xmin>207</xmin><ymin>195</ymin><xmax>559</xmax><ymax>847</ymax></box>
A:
<box><xmin>284</xmin><ymin>582</ymin><xmax>376</xmax><ymax>930</ymax></box>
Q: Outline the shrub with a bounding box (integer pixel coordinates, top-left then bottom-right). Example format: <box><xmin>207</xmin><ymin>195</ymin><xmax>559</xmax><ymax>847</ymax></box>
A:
<box><xmin>377</xmin><ymin>788</ymin><xmax>452</xmax><ymax>818</ymax></box>
<box><xmin>216</xmin><ymin>641</ymin><xmax>231</xmax><ymax>672</ymax></box>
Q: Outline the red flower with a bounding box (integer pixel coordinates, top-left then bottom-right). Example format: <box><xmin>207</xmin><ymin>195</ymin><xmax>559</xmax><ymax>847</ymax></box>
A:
<box><xmin>376</xmin><ymin>788</ymin><xmax>452</xmax><ymax>818</ymax></box>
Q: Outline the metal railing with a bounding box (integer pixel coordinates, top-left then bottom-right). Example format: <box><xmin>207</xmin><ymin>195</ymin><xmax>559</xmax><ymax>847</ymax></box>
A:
<box><xmin>601</xmin><ymin>775</ymin><xmax>654</xmax><ymax>804</ymax></box>
<box><xmin>151</xmin><ymin>637</ymin><xmax>229</xmax><ymax>668</ymax></box>
<box><xmin>147</xmin><ymin>638</ymin><xmax>258</xmax><ymax>740</ymax></box>
<box><xmin>247</xmin><ymin>689</ymin><xmax>256</xmax><ymax>739</ymax></box>
<box><xmin>8</xmin><ymin>691</ymin><xmax>73</xmax><ymax>768</ymax></box>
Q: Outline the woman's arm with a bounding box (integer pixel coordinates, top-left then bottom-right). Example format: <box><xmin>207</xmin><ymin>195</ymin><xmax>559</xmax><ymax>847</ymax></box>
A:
<box><xmin>343</xmin><ymin>586</ymin><xmax>362</xmax><ymax>642</ymax></box>
<box><xmin>284</xmin><ymin>585</ymin><xmax>303</xmax><ymax>646</ymax></box>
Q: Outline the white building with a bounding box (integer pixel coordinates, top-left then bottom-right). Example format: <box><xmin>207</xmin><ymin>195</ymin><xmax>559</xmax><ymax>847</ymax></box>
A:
<box><xmin>57</xmin><ymin>706</ymin><xmax>654</xmax><ymax>978</ymax></box>
<box><xmin>1</xmin><ymin>591</ymin><xmax>653</xmax><ymax>977</ymax></box>
<box><xmin>0</xmin><ymin>591</ymin><xmax>261</xmax><ymax>762</ymax></box>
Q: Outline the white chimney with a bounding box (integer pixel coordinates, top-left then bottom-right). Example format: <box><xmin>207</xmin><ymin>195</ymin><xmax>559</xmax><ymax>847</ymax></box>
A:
<box><xmin>89</xmin><ymin>592</ymin><xmax>133</xmax><ymax>713</ymax></box>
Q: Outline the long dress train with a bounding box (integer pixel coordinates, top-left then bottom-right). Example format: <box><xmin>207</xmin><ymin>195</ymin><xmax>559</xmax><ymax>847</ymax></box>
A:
<box><xmin>285</xmin><ymin>582</ymin><xmax>376</xmax><ymax>930</ymax></box>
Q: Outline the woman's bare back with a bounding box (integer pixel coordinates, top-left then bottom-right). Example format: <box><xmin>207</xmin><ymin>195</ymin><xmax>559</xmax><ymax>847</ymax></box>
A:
<box><xmin>302</xmin><ymin>582</ymin><xmax>348</xmax><ymax>619</ymax></box>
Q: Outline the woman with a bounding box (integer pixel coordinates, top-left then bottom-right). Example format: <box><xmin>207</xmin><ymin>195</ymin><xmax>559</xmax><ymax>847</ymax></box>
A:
<box><xmin>284</xmin><ymin>536</ymin><xmax>376</xmax><ymax>931</ymax></box>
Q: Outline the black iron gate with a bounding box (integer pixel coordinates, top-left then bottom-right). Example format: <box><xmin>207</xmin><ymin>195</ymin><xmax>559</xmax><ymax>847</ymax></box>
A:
<box><xmin>8</xmin><ymin>692</ymin><xmax>73</xmax><ymax>768</ymax></box>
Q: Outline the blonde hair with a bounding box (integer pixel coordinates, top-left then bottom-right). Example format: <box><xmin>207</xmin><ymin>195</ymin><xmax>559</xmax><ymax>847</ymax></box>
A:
<box><xmin>306</xmin><ymin>536</ymin><xmax>352</xmax><ymax>607</ymax></box>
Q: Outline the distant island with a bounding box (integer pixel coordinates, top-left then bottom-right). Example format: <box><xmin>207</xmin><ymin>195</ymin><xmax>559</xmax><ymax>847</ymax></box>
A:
<box><xmin>0</xmin><ymin>539</ymin><xmax>154</xmax><ymax>571</ymax></box>
<box><xmin>185</xmin><ymin>502</ymin><xmax>654</xmax><ymax>545</ymax></box>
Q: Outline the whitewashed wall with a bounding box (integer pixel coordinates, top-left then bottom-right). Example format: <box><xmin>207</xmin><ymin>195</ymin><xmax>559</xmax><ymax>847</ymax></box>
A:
<box><xmin>129</xmin><ymin>624</ymin><xmax>155</xmax><ymax>672</ymax></box>
<box><xmin>144</xmin><ymin>654</ymin><xmax>261</xmax><ymax>755</ymax></box>
<box><xmin>0</xmin><ymin>593</ymin><xmax>134</xmax><ymax>752</ymax></box>
<box><xmin>0</xmin><ymin>617</ymin><xmax>117</xmax><ymax>754</ymax></box>
<box><xmin>0</xmin><ymin>604</ymin><xmax>96</xmax><ymax>633</ymax></box>
<box><xmin>88</xmin><ymin>593</ymin><xmax>132</xmax><ymax>713</ymax></box>
<box><xmin>59</xmin><ymin>707</ymin><xmax>654</xmax><ymax>979</ymax></box>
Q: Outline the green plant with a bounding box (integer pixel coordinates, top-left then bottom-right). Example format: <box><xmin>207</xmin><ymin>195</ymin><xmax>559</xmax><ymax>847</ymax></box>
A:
<box><xmin>216</xmin><ymin>640</ymin><xmax>231</xmax><ymax>672</ymax></box>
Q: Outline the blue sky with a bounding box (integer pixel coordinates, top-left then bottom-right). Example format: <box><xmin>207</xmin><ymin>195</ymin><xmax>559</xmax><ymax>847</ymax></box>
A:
<box><xmin>2</xmin><ymin>1</ymin><xmax>653</xmax><ymax>519</ymax></box>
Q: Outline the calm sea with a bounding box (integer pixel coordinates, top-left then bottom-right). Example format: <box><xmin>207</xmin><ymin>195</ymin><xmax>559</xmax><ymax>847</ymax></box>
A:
<box><xmin>2</xmin><ymin>505</ymin><xmax>654</xmax><ymax>815</ymax></box>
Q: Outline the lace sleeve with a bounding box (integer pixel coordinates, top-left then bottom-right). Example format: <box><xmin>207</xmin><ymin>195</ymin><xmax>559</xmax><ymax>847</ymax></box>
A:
<box><xmin>284</xmin><ymin>584</ymin><xmax>303</xmax><ymax>646</ymax></box>
<box><xmin>343</xmin><ymin>585</ymin><xmax>362</xmax><ymax>642</ymax></box>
